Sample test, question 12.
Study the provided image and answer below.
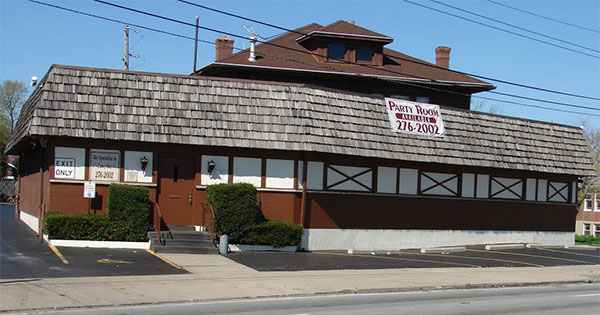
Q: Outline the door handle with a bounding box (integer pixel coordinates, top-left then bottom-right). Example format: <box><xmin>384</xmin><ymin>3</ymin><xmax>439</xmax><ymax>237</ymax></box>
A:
<box><xmin>188</xmin><ymin>194</ymin><xmax>192</xmax><ymax>205</ymax></box>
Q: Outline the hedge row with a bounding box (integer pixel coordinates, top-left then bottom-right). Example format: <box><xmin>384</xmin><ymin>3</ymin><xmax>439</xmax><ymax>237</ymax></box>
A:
<box><xmin>239</xmin><ymin>220</ymin><xmax>303</xmax><ymax>248</ymax></box>
<box><xmin>206</xmin><ymin>183</ymin><xmax>259</xmax><ymax>242</ymax></box>
<box><xmin>575</xmin><ymin>235</ymin><xmax>600</xmax><ymax>245</ymax></box>
<box><xmin>206</xmin><ymin>183</ymin><xmax>303</xmax><ymax>247</ymax></box>
<box><xmin>43</xmin><ymin>212</ymin><xmax>110</xmax><ymax>241</ymax></box>
<box><xmin>43</xmin><ymin>184</ymin><xmax>150</xmax><ymax>242</ymax></box>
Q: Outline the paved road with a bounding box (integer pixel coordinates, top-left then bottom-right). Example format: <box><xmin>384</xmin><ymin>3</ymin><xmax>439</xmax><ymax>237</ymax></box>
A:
<box><xmin>0</xmin><ymin>204</ymin><xmax>187</xmax><ymax>279</ymax></box>
<box><xmin>25</xmin><ymin>284</ymin><xmax>600</xmax><ymax>315</ymax></box>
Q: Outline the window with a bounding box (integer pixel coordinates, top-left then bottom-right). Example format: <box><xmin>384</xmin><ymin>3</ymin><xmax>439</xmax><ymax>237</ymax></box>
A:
<box><xmin>583</xmin><ymin>223</ymin><xmax>591</xmax><ymax>236</ymax></box>
<box><xmin>584</xmin><ymin>194</ymin><xmax>593</xmax><ymax>211</ymax></box>
<box><xmin>327</xmin><ymin>43</ymin><xmax>345</xmax><ymax>60</ymax></box>
<box><xmin>595</xmin><ymin>224</ymin><xmax>600</xmax><ymax>238</ymax></box>
<box><xmin>595</xmin><ymin>194</ymin><xmax>600</xmax><ymax>211</ymax></box>
<box><xmin>416</xmin><ymin>96</ymin><xmax>430</xmax><ymax>104</ymax></box>
<box><xmin>356</xmin><ymin>47</ymin><xmax>373</xmax><ymax>62</ymax></box>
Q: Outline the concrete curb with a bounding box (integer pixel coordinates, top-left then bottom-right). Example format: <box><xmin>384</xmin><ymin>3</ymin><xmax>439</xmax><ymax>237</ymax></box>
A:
<box><xmin>526</xmin><ymin>244</ymin><xmax>566</xmax><ymax>249</ymax></box>
<box><xmin>420</xmin><ymin>246</ymin><xmax>466</xmax><ymax>254</ymax></box>
<box><xmin>228</xmin><ymin>244</ymin><xmax>298</xmax><ymax>252</ymax></box>
<box><xmin>484</xmin><ymin>244</ymin><xmax>524</xmax><ymax>250</ymax></box>
<box><xmin>46</xmin><ymin>238</ymin><xmax>150</xmax><ymax>249</ymax></box>
<box><xmin>564</xmin><ymin>245</ymin><xmax>599</xmax><ymax>250</ymax></box>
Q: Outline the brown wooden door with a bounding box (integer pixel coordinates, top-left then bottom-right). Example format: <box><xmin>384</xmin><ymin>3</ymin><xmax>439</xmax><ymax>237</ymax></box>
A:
<box><xmin>158</xmin><ymin>157</ymin><xmax>195</xmax><ymax>226</ymax></box>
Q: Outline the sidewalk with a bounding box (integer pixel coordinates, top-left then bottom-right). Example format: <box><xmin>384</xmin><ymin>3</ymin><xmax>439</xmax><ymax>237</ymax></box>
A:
<box><xmin>1</xmin><ymin>253</ymin><xmax>599</xmax><ymax>312</ymax></box>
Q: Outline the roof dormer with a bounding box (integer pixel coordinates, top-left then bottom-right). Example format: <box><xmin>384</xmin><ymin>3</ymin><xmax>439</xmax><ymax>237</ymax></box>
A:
<box><xmin>295</xmin><ymin>20</ymin><xmax>393</xmax><ymax>66</ymax></box>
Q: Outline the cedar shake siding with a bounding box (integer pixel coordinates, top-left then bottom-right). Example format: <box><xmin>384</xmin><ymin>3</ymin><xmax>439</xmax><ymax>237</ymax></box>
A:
<box><xmin>7</xmin><ymin>66</ymin><xmax>593</xmax><ymax>177</ymax></box>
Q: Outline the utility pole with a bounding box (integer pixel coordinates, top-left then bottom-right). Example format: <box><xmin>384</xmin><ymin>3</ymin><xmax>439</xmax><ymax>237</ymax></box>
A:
<box><xmin>123</xmin><ymin>25</ymin><xmax>130</xmax><ymax>70</ymax></box>
<box><xmin>193</xmin><ymin>16</ymin><xmax>199</xmax><ymax>73</ymax></box>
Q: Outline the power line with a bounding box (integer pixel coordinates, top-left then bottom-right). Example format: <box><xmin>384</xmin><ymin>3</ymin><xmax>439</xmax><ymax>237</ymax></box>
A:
<box><xmin>177</xmin><ymin>0</ymin><xmax>600</xmax><ymax>101</ymax></box>
<box><xmin>28</xmin><ymin>0</ymin><xmax>600</xmax><ymax>118</ymax></box>
<box><xmin>429</xmin><ymin>0</ymin><xmax>599</xmax><ymax>53</ymax></box>
<box><xmin>90</xmin><ymin>0</ymin><xmax>600</xmax><ymax>112</ymax></box>
<box><xmin>402</xmin><ymin>0</ymin><xmax>599</xmax><ymax>59</ymax></box>
<box><xmin>486</xmin><ymin>0</ymin><xmax>600</xmax><ymax>34</ymax></box>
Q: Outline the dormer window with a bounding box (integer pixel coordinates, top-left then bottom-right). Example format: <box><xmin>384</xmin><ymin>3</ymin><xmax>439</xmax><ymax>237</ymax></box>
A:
<box><xmin>327</xmin><ymin>43</ymin><xmax>346</xmax><ymax>60</ymax></box>
<box><xmin>356</xmin><ymin>47</ymin><xmax>373</xmax><ymax>62</ymax></box>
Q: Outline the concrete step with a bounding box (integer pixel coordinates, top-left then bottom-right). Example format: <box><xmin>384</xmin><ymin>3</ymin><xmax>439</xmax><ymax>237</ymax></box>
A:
<box><xmin>167</xmin><ymin>225</ymin><xmax>196</xmax><ymax>231</ymax></box>
<box><xmin>152</xmin><ymin>246</ymin><xmax>218</xmax><ymax>254</ymax></box>
<box><xmin>148</xmin><ymin>230</ymin><xmax>213</xmax><ymax>240</ymax></box>
<box><xmin>151</xmin><ymin>238</ymin><xmax>214</xmax><ymax>248</ymax></box>
<box><xmin>149</xmin><ymin>225</ymin><xmax>216</xmax><ymax>254</ymax></box>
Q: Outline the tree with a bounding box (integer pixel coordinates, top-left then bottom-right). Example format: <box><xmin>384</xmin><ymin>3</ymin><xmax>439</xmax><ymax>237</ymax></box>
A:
<box><xmin>0</xmin><ymin>80</ymin><xmax>28</xmax><ymax>132</ymax></box>
<box><xmin>578</xmin><ymin>125</ymin><xmax>600</xmax><ymax>203</ymax></box>
<box><xmin>0</xmin><ymin>80</ymin><xmax>28</xmax><ymax>178</ymax></box>
<box><xmin>470</xmin><ymin>99</ymin><xmax>504</xmax><ymax>115</ymax></box>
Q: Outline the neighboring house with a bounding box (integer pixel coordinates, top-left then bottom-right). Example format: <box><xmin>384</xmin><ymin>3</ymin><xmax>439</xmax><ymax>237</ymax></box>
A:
<box><xmin>198</xmin><ymin>20</ymin><xmax>495</xmax><ymax>109</ymax></box>
<box><xmin>6</xmin><ymin>21</ymin><xmax>596</xmax><ymax>251</ymax></box>
<box><xmin>576</xmin><ymin>185</ymin><xmax>600</xmax><ymax>237</ymax></box>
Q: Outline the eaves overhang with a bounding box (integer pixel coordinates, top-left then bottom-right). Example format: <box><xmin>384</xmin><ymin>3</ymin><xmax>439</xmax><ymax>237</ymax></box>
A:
<box><xmin>198</xmin><ymin>62</ymin><xmax>496</xmax><ymax>91</ymax></box>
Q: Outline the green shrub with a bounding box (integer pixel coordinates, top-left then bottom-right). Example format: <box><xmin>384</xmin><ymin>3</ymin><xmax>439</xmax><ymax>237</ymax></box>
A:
<box><xmin>107</xmin><ymin>184</ymin><xmax>150</xmax><ymax>242</ymax></box>
<box><xmin>239</xmin><ymin>220</ymin><xmax>303</xmax><ymax>248</ymax></box>
<box><xmin>206</xmin><ymin>183</ymin><xmax>259</xmax><ymax>242</ymax></box>
<box><xmin>43</xmin><ymin>212</ymin><xmax>110</xmax><ymax>240</ymax></box>
<box><xmin>575</xmin><ymin>235</ymin><xmax>600</xmax><ymax>245</ymax></box>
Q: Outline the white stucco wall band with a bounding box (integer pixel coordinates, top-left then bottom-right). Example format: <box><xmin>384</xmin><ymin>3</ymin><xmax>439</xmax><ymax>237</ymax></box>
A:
<box><xmin>20</xmin><ymin>210</ymin><xmax>39</xmax><ymax>234</ymax></box>
<box><xmin>301</xmin><ymin>229</ymin><xmax>573</xmax><ymax>251</ymax></box>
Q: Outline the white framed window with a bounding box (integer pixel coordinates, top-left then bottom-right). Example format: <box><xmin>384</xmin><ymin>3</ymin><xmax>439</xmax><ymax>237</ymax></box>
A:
<box><xmin>265</xmin><ymin>159</ymin><xmax>294</xmax><ymax>189</ymax></box>
<box><xmin>584</xmin><ymin>194</ymin><xmax>593</xmax><ymax>212</ymax></box>
<box><xmin>233</xmin><ymin>157</ymin><xmax>262</xmax><ymax>187</ymax></box>
<box><xmin>595</xmin><ymin>224</ymin><xmax>600</xmax><ymax>238</ymax></box>
<box><xmin>583</xmin><ymin>223</ymin><xmax>591</xmax><ymax>236</ymax></box>
<box><xmin>595</xmin><ymin>194</ymin><xmax>600</xmax><ymax>212</ymax></box>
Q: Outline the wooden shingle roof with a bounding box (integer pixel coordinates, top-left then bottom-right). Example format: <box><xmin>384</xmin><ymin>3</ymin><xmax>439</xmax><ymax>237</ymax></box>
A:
<box><xmin>200</xmin><ymin>21</ymin><xmax>494</xmax><ymax>91</ymax></box>
<box><xmin>8</xmin><ymin>65</ymin><xmax>595</xmax><ymax>177</ymax></box>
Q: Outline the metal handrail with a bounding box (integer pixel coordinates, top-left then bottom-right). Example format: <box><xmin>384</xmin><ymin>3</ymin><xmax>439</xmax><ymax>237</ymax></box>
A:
<box><xmin>201</xmin><ymin>203</ymin><xmax>217</xmax><ymax>247</ymax></box>
<box><xmin>153</xmin><ymin>203</ymin><xmax>163</xmax><ymax>246</ymax></box>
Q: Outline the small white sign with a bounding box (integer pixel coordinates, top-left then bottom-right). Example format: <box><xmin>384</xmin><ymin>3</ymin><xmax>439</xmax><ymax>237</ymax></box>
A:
<box><xmin>84</xmin><ymin>182</ymin><xmax>96</xmax><ymax>199</ymax></box>
<box><xmin>384</xmin><ymin>98</ymin><xmax>445</xmax><ymax>137</ymax></box>
<box><xmin>55</xmin><ymin>157</ymin><xmax>76</xmax><ymax>179</ymax></box>
<box><xmin>89</xmin><ymin>150</ymin><xmax>120</xmax><ymax>182</ymax></box>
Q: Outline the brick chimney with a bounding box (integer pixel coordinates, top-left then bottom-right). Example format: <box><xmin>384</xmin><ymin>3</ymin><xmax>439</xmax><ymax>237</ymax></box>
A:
<box><xmin>215</xmin><ymin>36</ymin><xmax>234</xmax><ymax>61</ymax></box>
<box><xmin>435</xmin><ymin>46</ymin><xmax>451</xmax><ymax>68</ymax></box>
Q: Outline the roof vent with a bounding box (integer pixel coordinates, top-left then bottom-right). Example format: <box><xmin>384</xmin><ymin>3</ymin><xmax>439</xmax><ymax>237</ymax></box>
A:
<box><xmin>215</xmin><ymin>36</ymin><xmax>234</xmax><ymax>61</ymax></box>
<box><xmin>435</xmin><ymin>46</ymin><xmax>451</xmax><ymax>68</ymax></box>
<box><xmin>248</xmin><ymin>36</ymin><xmax>257</xmax><ymax>62</ymax></box>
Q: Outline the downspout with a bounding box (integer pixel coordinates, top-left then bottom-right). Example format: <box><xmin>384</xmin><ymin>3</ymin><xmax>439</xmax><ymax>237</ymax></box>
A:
<box><xmin>38</xmin><ymin>143</ymin><xmax>45</xmax><ymax>241</ymax></box>
<box><xmin>299</xmin><ymin>155</ymin><xmax>308</xmax><ymax>227</ymax></box>
<box><xmin>37</xmin><ymin>138</ymin><xmax>48</xmax><ymax>241</ymax></box>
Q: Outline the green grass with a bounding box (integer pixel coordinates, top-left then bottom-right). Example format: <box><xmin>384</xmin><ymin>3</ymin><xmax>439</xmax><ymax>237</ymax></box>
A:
<box><xmin>575</xmin><ymin>235</ymin><xmax>600</xmax><ymax>246</ymax></box>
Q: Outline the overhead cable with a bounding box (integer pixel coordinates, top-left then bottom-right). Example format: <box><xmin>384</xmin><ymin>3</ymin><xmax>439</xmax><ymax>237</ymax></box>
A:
<box><xmin>402</xmin><ymin>0</ymin><xmax>599</xmax><ymax>59</ymax></box>
<box><xmin>177</xmin><ymin>0</ymin><xmax>600</xmax><ymax>101</ymax></box>
<box><xmin>486</xmin><ymin>0</ymin><xmax>600</xmax><ymax>34</ymax></box>
<box><xmin>28</xmin><ymin>0</ymin><xmax>600</xmax><ymax>118</ymax></box>
<box><xmin>429</xmin><ymin>0</ymin><xmax>599</xmax><ymax>53</ymax></box>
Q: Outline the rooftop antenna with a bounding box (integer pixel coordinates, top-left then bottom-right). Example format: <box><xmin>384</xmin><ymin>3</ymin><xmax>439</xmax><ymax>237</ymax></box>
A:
<box><xmin>242</xmin><ymin>24</ymin><xmax>264</xmax><ymax>62</ymax></box>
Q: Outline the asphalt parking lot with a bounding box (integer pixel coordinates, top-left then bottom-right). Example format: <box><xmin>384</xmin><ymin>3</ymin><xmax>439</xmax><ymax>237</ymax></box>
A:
<box><xmin>227</xmin><ymin>246</ymin><xmax>600</xmax><ymax>271</ymax></box>
<box><xmin>0</xmin><ymin>204</ymin><xmax>187</xmax><ymax>279</ymax></box>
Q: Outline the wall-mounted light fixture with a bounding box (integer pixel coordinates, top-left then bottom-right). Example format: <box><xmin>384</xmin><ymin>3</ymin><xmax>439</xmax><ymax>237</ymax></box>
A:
<box><xmin>207</xmin><ymin>160</ymin><xmax>216</xmax><ymax>175</ymax></box>
<box><xmin>140</xmin><ymin>156</ymin><xmax>149</xmax><ymax>172</ymax></box>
